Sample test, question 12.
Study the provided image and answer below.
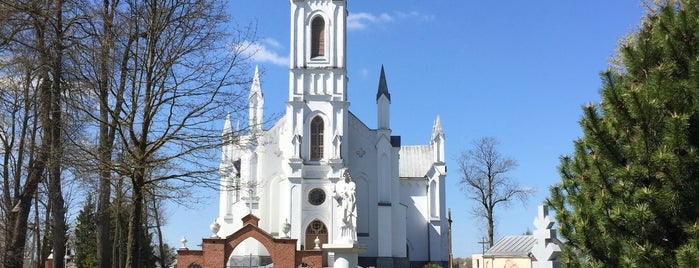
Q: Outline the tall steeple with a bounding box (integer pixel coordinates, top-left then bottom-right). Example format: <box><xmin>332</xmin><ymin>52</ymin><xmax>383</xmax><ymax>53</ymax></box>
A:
<box><xmin>377</xmin><ymin>65</ymin><xmax>391</xmax><ymax>130</ymax></box>
<box><xmin>287</xmin><ymin>0</ymin><xmax>349</xmax><ymax>164</ymax></box>
<box><xmin>249</xmin><ymin>66</ymin><xmax>264</xmax><ymax>133</ymax></box>
<box><xmin>288</xmin><ymin>0</ymin><xmax>347</xmax><ymax>101</ymax></box>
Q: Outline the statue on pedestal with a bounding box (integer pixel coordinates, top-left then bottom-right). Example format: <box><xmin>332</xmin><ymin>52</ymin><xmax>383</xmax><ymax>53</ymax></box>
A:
<box><xmin>333</xmin><ymin>168</ymin><xmax>356</xmax><ymax>243</ymax></box>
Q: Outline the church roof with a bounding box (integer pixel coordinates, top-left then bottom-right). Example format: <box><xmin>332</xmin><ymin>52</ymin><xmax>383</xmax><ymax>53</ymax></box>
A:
<box><xmin>483</xmin><ymin>235</ymin><xmax>536</xmax><ymax>258</ymax></box>
<box><xmin>399</xmin><ymin>145</ymin><xmax>433</xmax><ymax>178</ymax></box>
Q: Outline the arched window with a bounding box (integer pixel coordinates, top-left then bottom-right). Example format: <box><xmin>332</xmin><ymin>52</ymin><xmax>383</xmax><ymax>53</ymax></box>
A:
<box><xmin>305</xmin><ymin>220</ymin><xmax>328</xmax><ymax>249</ymax></box>
<box><xmin>430</xmin><ymin>180</ymin><xmax>438</xmax><ymax>218</ymax></box>
<box><xmin>311</xmin><ymin>17</ymin><xmax>325</xmax><ymax>58</ymax></box>
<box><xmin>310</xmin><ymin>117</ymin><xmax>324</xmax><ymax>160</ymax></box>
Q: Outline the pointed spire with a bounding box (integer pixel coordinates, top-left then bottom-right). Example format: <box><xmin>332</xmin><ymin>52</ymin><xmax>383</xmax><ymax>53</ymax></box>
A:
<box><xmin>223</xmin><ymin>113</ymin><xmax>232</xmax><ymax>136</ymax></box>
<box><xmin>250</xmin><ymin>65</ymin><xmax>263</xmax><ymax>99</ymax></box>
<box><xmin>432</xmin><ymin>114</ymin><xmax>443</xmax><ymax>139</ymax></box>
<box><xmin>376</xmin><ymin>65</ymin><xmax>391</xmax><ymax>101</ymax></box>
<box><xmin>249</xmin><ymin>66</ymin><xmax>264</xmax><ymax>133</ymax></box>
<box><xmin>431</xmin><ymin>114</ymin><xmax>445</xmax><ymax>162</ymax></box>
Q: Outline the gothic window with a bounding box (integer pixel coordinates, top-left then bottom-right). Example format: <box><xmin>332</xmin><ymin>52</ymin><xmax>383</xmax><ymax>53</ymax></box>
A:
<box><xmin>310</xmin><ymin>116</ymin><xmax>324</xmax><ymax>160</ymax></box>
<box><xmin>305</xmin><ymin>220</ymin><xmax>328</xmax><ymax>250</ymax></box>
<box><xmin>311</xmin><ymin>16</ymin><xmax>325</xmax><ymax>58</ymax></box>
<box><xmin>308</xmin><ymin>188</ymin><xmax>326</xmax><ymax>205</ymax></box>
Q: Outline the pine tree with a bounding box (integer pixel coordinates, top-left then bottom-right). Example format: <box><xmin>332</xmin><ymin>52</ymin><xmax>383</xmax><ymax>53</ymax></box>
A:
<box><xmin>74</xmin><ymin>195</ymin><xmax>97</xmax><ymax>268</ymax></box>
<box><xmin>549</xmin><ymin>0</ymin><xmax>699</xmax><ymax>267</ymax></box>
<box><xmin>138</xmin><ymin>227</ymin><xmax>156</xmax><ymax>268</ymax></box>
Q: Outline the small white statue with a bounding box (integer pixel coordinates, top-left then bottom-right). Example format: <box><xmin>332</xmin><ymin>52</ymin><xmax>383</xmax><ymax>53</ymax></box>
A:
<box><xmin>333</xmin><ymin>168</ymin><xmax>357</xmax><ymax>243</ymax></box>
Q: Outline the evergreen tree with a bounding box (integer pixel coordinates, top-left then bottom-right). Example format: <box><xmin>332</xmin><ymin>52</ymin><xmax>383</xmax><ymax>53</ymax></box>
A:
<box><xmin>74</xmin><ymin>195</ymin><xmax>97</xmax><ymax>268</ymax></box>
<box><xmin>108</xmin><ymin>192</ymin><xmax>157</xmax><ymax>268</ymax></box>
<box><xmin>549</xmin><ymin>1</ymin><xmax>699</xmax><ymax>267</ymax></box>
<box><xmin>138</xmin><ymin>227</ymin><xmax>156</xmax><ymax>268</ymax></box>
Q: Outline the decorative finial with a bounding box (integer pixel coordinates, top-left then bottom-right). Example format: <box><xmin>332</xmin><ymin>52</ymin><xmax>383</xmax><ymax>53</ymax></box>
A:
<box><xmin>223</xmin><ymin>113</ymin><xmax>232</xmax><ymax>135</ymax></box>
<box><xmin>432</xmin><ymin>114</ymin><xmax>443</xmax><ymax>139</ymax></box>
<box><xmin>210</xmin><ymin>219</ymin><xmax>221</xmax><ymax>238</ymax></box>
<box><xmin>180</xmin><ymin>237</ymin><xmax>188</xmax><ymax>249</ymax></box>
<box><xmin>314</xmin><ymin>236</ymin><xmax>321</xmax><ymax>250</ymax></box>
<box><xmin>282</xmin><ymin>219</ymin><xmax>291</xmax><ymax>238</ymax></box>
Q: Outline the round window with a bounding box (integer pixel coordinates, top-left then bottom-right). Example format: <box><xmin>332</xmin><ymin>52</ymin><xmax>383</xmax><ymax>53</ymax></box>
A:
<box><xmin>308</xmin><ymin>188</ymin><xmax>326</xmax><ymax>205</ymax></box>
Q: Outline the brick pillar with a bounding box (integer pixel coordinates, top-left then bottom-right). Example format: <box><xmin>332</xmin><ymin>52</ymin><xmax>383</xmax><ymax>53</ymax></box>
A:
<box><xmin>202</xmin><ymin>238</ymin><xmax>226</xmax><ymax>267</ymax></box>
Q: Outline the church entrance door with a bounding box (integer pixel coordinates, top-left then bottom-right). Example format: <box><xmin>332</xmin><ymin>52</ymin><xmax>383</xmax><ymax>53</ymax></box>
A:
<box><xmin>305</xmin><ymin>220</ymin><xmax>328</xmax><ymax>266</ymax></box>
<box><xmin>305</xmin><ymin>220</ymin><xmax>328</xmax><ymax>249</ymax></box>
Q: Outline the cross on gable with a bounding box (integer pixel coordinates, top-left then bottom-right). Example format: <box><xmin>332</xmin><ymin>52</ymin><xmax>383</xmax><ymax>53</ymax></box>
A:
<box><xmin>533</xmin><ymin>205</ymin><xmax>555</xmax><ymax>230</ymax></box>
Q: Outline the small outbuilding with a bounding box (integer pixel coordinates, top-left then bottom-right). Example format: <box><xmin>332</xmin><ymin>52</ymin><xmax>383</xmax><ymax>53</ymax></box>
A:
<box><xmin>471</xmin><ymin>205</ymin><xmax>563</xmax><ymax>268</ymax></box>
<box><xmin>472</xmin><ymin>235</ymin><xmax>536</xmax><ymax>268</ymax></box>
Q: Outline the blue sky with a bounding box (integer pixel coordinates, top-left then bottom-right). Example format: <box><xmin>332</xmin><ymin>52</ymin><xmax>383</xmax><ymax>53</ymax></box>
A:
<box><xmin>163</xmin><ymin>0</ymin><xmax>646</xmax><ymax>258</ymax></box>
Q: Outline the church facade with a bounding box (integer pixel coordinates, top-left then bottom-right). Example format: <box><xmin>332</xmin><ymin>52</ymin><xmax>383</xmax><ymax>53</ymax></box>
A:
<box><xmin>215</xmin><ymin>0</ymin><xmax>448</xmax><ymax>267</ymax></box>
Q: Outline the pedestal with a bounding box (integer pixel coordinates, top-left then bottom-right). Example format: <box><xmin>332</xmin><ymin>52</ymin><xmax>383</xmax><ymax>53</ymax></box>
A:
<box><xmin>322</xmin><ymin>243</ymin><xmax>366</xmax><ymax>268</ymax></box>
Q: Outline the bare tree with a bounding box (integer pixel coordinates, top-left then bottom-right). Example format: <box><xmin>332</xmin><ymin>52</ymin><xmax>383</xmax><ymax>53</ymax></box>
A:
<box><xmin>0</xmin><ymin>9</ymin><xmax>60</xmax><ymax>264</ymax></box>
<box><xmin>65</xmin><ymin>0</ymin><xmax>254</xmax><ymax>265</ymax></box>
<box><xmin>458</xmin><ymin>137</ymin><xmax>534</xmax><ymax>247</ymax></box>
<box><xmin>67</xmin><ymin>0</ymin><xmax>126</xmax><ymax>265</ymax></box>
<box><xmin>2</xmin><ymin>0</ymin><xmax>254</xmax><ymax>266</ymax></box>
<box><xmin>0</xmin><ymin>0</ymin><xmax>85</xmax><ymax>266</ymax></box>
<box><xmin>0</xmin><ymin>51</ymin><xmax>45</xmax><ymax>268</ymax></box>
<box><xmin>105</xmin><ymin>0</ymin><xmax>253</xmax><ymax>266</ymax></box>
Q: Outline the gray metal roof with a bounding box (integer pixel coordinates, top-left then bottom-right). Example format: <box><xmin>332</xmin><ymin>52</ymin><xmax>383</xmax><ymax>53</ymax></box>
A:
<box><xmin>483</xmin><ymin>235</ymin><xmax>536</xmax><ymax>257</ymax></box>
<box><xmin>399</xmin><ymin>145</ymin><xmax>434</xmax><ymax>178</ymax></box>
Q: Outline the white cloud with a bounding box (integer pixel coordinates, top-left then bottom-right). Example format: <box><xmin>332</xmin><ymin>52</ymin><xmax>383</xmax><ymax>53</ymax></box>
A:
<box><xmin>262</xmin><ymin>38</ymin><xmax>283</xmax><ymax>49</ymax></box>
<box><xmin>347</xmin><ymin>11</ymin><xmax>433</xmax><ymax>31</ymax></box>
<box><xmin>347</xmin><ymin>12</ymin><xmax>393</xmax><ymax>30</ymax></box>
<box><xmin>395</xmin><ymin>11</ymin><xmax>434</xmax><ymax>22</ymax></box>
<box><xmin>235</xmin><ymin>39</ymin><xmax>289</xmax><ymax>66</ymax></box>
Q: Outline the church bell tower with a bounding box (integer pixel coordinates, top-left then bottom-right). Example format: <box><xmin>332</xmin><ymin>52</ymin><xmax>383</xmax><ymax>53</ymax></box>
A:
<box><xmin>287</xmin><ymin>0</ymin><xmax>348</xmax><ymax>165</ymax></box>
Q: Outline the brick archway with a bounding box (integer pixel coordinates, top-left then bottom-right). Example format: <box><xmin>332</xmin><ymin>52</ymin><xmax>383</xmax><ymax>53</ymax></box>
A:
<box><xmin>177</xmin><ymin>214</ymin><xmax>323</xmax><ymax>268</ymax></box>
<box><xmin>224</xmin><ymin>215</ymin><xmax>295</xmax><ymax>266</ymax></box>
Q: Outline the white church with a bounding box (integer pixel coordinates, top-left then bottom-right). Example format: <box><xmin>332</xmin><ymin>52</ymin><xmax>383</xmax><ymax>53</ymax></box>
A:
<box><xmin>213</xmin><ymin>0</ymin><xmax>449</xmax><ymax>267</ymax></box>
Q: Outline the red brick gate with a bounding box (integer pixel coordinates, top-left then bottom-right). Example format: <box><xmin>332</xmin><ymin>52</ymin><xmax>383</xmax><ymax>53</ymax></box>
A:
<box><xmin>177</xmin><ymin>214</ymin><xmax>323</xmax><ymax>268</ymax></box>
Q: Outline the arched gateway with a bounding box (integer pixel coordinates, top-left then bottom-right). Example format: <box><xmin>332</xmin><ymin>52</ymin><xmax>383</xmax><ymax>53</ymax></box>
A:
<box><xmin>177</xmin><ymin>214</ymin><xmax>322</xmax><ymax>268</ymax></box>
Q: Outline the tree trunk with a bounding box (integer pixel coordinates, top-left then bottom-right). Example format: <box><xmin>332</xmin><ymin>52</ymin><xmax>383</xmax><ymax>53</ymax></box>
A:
<box><xmin>487</xmin><ymin>210</ymin><xmax>494</xmax><ymax>248</ymax></box>
<box><xmin>34</xmin><ymin>190</ymin><xmax>43</xmax><ymax>268</ymax></box>
<box><xmin>112</xmin><ymin>178</ymin><xmax>126</xmax><ymax>268</ymax></box>
<box><xmin>125</xmin><ymin>171</ymin><xmax>145</xmax><ymax>268</ymax></box>
<box><xmin>152</xmin><ymin>197</ymin><xmax>166</xmax><ymax>267</ymax></box>
<box><xmin>1</xmin><ymin>68</ymin><xmax>41</xmax><ymax>268</ymax></box>
<box><xmin>96</xmin><ymin>0</ymin><xmax>115</xmax><ymax>265</ymax></box>
<box><xmin>48</xmin><ymin>1</ymin><xmax>66</xmax><ymax>267</ymax></box>
<box><xmin>5</xmin><ymin>193</ymin><xmax>34</xmax><ymax>268</ymax></box>
<box><xmin>3</xmin><ymin>141</ymin><xmax>46</xmax><ymax>268</ymax></box>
